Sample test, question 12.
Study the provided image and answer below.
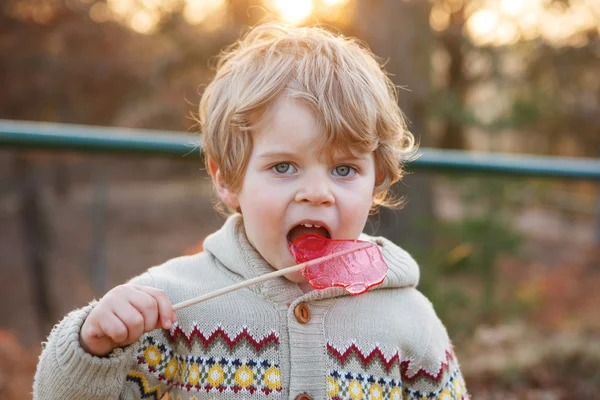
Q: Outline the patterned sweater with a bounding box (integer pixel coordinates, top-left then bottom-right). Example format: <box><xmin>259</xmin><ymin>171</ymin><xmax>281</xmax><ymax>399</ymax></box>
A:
<box><xmin>34</xmin><ymin>214</ymin><xmax>468</xmax><ymax>399</ymax></box>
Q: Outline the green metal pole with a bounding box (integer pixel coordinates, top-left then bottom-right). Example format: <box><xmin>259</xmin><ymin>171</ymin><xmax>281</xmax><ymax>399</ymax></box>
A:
<box><xmin>0</xmin><ymin>119</ymin><xmax>202</xmax><ymax>158</ymax></box>
<box><xmin>2</xmin><ymin>119</ymin><xmax>600</xmax><ymax>180</ymax></box>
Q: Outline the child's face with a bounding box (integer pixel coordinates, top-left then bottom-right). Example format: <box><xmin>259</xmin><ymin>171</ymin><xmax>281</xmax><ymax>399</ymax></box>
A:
<box><xmin>218</xmin><ymin>96</ymin><xmax>376</xmax><ymax>284</ymax></box>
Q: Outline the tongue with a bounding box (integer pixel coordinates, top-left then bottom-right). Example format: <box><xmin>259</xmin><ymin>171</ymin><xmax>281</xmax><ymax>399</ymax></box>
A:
<box><xmin>288</xmin><ymin>226</ymin><xmax>329</xmax><ymax>243</ymax></box>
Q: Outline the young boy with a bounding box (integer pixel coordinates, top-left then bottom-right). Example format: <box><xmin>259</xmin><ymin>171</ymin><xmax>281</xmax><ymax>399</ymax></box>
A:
<box><xmin>34</xmin><ymin>24</ymin><xmax>468</xmax><ymax>399</ymax></box>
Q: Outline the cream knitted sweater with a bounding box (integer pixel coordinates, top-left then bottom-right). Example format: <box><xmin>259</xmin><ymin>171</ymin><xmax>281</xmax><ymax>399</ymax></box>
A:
<box><xmin>34</xmin><ymin>214</ymin><xmax>467</xmax><ymax>399</ymax></box>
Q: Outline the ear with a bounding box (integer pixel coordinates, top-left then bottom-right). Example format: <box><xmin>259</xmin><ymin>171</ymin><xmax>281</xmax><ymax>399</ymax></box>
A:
<box><xmin>373</xmin><ymin>172</ymin><xmax>383</xmax><ymax>199</ymax></box>
<box><xmin>207</xmin><ymin>157</ymin><xmax>240</xmax><ymax>210</ymax></box>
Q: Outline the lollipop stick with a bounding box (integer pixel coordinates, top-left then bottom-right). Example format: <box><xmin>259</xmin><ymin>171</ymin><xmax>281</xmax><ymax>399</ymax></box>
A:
<box><xmin>172</xmin><ymin>242</ymin><xmax>371</xmax><ymax>311</ymax></box>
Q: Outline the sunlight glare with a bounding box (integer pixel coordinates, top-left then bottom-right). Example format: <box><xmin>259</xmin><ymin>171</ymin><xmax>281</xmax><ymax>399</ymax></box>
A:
<box><xmin>467</xmin><ymin>9</ymin><xmax>499</xmax><ymax>45</ymax></box>
<box><xmin>272</xmin><ymin>0</ymin><xmax>313</xmax><ymax>24</ymax></box>
<box><xmin>107</xmin><ymin>0</ymin><xmax>136</xmax><ymax>17</ymax></box>
<box><xmin>494</xmin><ymin>20</ymin><xmax>520</xmax><ymax>45</ymax></box>
<box><xmin>500</xmin><ymin>0</ymin><xmax>524</xmax><ymax>16</ymax></box>
<box><xmin>323</xmin><ymin>0</ymin><xmax>349</xmax><ymax>6</ymax></box>
<box><xmin>184</xmin><ymin>0</ymin><xmax>225</xmax><ymax>25</ymax></box>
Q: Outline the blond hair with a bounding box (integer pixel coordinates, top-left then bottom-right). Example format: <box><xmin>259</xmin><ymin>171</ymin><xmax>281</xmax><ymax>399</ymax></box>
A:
<box><xmin>199</xmin><ymin>23</ymin><xmax>416</xmax><ymax>210</ymax></box>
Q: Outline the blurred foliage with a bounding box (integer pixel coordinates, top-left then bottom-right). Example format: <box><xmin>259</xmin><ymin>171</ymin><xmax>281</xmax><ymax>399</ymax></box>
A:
<box><xmin>429</xmin><ymin>0</ymin><xmax>600</xmax><ymax>155</ymax></box>
<box><xmin>466</xmin><ymin>334</ymin><xmax>600</xmax><ymax>398</ymax></box>
<box><xmin>413</xmin><ymin>177</ymin><xmax>525</xmax><ymax>337</ymax></box>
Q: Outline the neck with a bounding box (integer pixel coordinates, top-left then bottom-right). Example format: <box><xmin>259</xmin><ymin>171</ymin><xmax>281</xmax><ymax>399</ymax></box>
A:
<box><xmin>298</xmin><ymin>281</ymin><xmax>313</xmax><ymax>293</ymax></box>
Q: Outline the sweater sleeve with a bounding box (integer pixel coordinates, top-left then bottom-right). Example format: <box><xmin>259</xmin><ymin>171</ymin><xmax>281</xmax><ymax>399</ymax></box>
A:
<box><xmin>33</xmin><ymin>271</ymin><xmax>172</xmax><ymax>400</ymax></box>
<box><xmin>401</xmin><ymin>292</ymin><xmax>469</xmax><ymax>400</ymax></box>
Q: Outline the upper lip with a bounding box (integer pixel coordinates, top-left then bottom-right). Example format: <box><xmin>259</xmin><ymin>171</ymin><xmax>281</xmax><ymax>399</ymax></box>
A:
<box><xmin>288</xmin><ymin>219</ymin><xmax>332</xmax><ymax>238</ymax></box>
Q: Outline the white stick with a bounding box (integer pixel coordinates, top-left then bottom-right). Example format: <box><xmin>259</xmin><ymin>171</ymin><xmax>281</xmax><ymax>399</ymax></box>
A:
<box><xmin>172</xmin><ymin>242</ymin><xmax>371</xmax><ymax>311</ymax></box>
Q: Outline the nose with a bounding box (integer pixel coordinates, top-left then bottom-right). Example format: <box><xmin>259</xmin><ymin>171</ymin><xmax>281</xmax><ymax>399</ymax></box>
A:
<box><xmin>294</xmin><ymin>172</ymin><xmax>335</xmax><ymax>206</ymax></box>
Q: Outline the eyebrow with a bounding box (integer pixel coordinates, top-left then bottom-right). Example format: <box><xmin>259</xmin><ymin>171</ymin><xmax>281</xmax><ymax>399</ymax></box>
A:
<box><xmin>338</xmin><ymin>154</ymin><xmax>370</xmax><ymax>162</ymax></box>
<box><xmin>258</xmin><ymin>150</ymin><xmax>369</xmax><ymax>163</ymax></box>
<box><xmin>258</xmin><ymin>151</ymin><xmax>299</xmax><ymax>160</ymax></box>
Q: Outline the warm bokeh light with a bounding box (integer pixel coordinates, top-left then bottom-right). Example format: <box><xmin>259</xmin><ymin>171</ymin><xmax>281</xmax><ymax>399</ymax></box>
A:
<box><xmin>323</xmin><ymin>0</ymin><xmax>349</xmax><ymax>6</ymax></box>
<box><xmin>430</xmin><ymin>4</ymin><xmax>451</xmax><ymax>32</ymax></box>
<box><xmin>184</xmin><ymin>0</ymin><xmax>225</xmax><ymax>25</ymax></box>
<box><xmin>141</xmin><ymin>0</ymin><xmax>162</xmax><ymax>9</ymax></box>
<box><xmin>500</xmin><ymin>0</ymin><xmax>524</xmax><ymax>17</ymax></box>
<box><xmin>129</xmin><ymin>9</ymin><xmax>158</xmax><ymax>34</ymax></box>
<box><xmin>271</xmin><ymin>0</ymin><xmax>313</xmax><ymax>24</ymax></box>
<box><xmin>89</xmin><ymin>2</ymin><xmax>111</xmax><ymax>23</ymax></box>
<box><xmin>99</xmin><ymin>0</ymin><xmax>354</xmax><ymax>34</ymax></box>
<box><xmin>318</xmin><ymin>0</ymin><xmax>353</xmax><ymax>25</ymax></box>
<box><xmin>107</xmin><ymin>0</ymin><xmax>136</xmax><ymax>17</ymax></box>
<box><xmin>105</xmin><ymin>0</ymin><xmax>226</xmax><ymax>33</ymax></box>
<box><xmin>464</xmin><ymin>0</ymin><xmax>600</xmax><ymax>47</ymax></box>
<box><xmin>467</xmin><ymin>9</ymin><xmax>499</xmax><ymax>44</ymax></box>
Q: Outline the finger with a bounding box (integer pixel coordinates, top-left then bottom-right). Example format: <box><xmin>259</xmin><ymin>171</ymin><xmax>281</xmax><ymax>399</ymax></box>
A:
<box><xmin>82</xmin><ymin>311</ymin><xmax>104</xmax><ymax>339</ymax></box>
<box><xmin>128</xmin><ymin>291</ymin><xmax>159</xmax><ymax>333</ymax></box>
<box><xmin>97</xmin><ymin>312</ymin><xmax>129</xmax><ymax>345</ymax></box>
<box><xmin>134</xmin><ymin>286</ymin><xmax>175</xmax><ymax>328</ymax></box>
<box><xmin>113</xmin><ymin>304</ymin><xmax>145</xmax><ymax>345</ymax></box>
<box><xmin>133</xmin><ymin>286</ymin><xmax>175</xmax><ymax>329</ymax></box>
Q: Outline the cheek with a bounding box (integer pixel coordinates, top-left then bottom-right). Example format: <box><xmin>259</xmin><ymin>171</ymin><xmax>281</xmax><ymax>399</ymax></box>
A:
<box><xmin>237</xmin><ymin>175</ymin><xmax>287</xmax><ymax>232</ymax></box>
<box><xmin>338</xmin><ymin>183</ymin><xmax>375</xmax><ymax>235</ymax></box>
<box><xmin>240</xmin><ymin>181</ymin><xmax>285</xmax><ymax>215</ymax></box>
<box><xmin>349</xmin><ymin>194</ymin><xmax>373</xmax><ymax>221</ymax></box>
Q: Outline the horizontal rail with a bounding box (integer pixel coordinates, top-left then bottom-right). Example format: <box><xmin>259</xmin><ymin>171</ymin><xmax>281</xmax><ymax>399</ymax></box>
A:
<box><xmin>413</xmin><ymin>148</ymin><xmax>600</xmax><ymax>180</ymax></box>
<box><xmin>2</xmin><ymin>119</ymin><xmax>600</xmax><ymax>180</ymax></box>
<box><xmin>0</xmin><ymin>119</ymin><xmax>200</xmax><ymax>157</ymax></box>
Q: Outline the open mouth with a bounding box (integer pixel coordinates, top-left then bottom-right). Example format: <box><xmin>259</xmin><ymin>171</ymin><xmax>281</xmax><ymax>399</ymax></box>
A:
<box><xmin>287</xmin><ymin>223</ymin><xmax>331</xmax><ymax>244</ymax></box>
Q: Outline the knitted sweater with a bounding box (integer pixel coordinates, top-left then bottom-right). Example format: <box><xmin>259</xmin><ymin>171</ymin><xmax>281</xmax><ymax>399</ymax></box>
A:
<box><xmin>34</xmin><ymin>214</ymin><xmax>468</xmax><ymax>400</ymax></box>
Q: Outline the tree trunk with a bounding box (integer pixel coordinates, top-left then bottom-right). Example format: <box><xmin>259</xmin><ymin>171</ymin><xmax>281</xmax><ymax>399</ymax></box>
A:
<box><xmin>14</xmin><ymin>153</ymin><xmax>54</xmax><ymax>335</ymax></box>
<box><xmin>353</xmin><ymin>0</ymin><xmax>434</xmax><ymax>249</ymax></box>
<box><xmin>439</xmin><ymin>4</ymin><xmax>467</xmax><ymax>150</ymax></box>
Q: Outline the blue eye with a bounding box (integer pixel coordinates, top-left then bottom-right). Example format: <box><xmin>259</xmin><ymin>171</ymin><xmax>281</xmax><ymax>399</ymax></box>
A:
<box><xmin>333</xmin><ymin>165</ymin><xmax>355</xmax><ymax>177</ymax></box>
<box><xmin>272</xmin><ymin>163</ymin><xmax>296</xmax><ymax>174</ymax></box>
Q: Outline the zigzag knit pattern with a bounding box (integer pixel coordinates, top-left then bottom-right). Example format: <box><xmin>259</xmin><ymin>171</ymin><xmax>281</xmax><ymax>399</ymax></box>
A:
<box><xmin>167</xmin><ymin>325</ymin><xmax>279</xmax><ymax>351</ymax></box>
<box><xmin>128</xmin><ymin>325</ymin><xmax>283</xmax><ymax>398</ymax></box>
<box><xmin>126</xmin><ymin>371</ymin><xmax>162</xmax><ymax>400</ymax></box>
<box><xmin>327</xmin><ymin>343</ymin><xmax>400</xmax><ymax>372</ymax></box>
<box><xmin>326</xmin><ymin>342</ymin><xmax>467</xmax><ymax>400</ymax></box>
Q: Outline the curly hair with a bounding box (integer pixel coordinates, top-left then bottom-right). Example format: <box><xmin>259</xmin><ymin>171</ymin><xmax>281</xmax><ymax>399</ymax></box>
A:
<box><xmin>199</xmin><ymin>23</ymin><xmax>416</xmax><ymax>210</ymax></box>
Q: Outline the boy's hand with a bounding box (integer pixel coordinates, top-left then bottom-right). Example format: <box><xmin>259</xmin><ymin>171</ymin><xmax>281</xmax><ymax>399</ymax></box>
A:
<box><xmin>79</xmin><ymin>284</ymin><xmax>177</xmax><ymax>357</ymax></box>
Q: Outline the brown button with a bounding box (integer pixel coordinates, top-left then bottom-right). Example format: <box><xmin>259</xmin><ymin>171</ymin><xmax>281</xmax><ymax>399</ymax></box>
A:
<box><xmin>295</xmin><ymin>394</ymin><xmax>312</xmax><ymax>400</ymax></box>
<box><xmin>293</xmin><ymin>303</ymin><xmax>311</xmax><ymax>324</ymax></box>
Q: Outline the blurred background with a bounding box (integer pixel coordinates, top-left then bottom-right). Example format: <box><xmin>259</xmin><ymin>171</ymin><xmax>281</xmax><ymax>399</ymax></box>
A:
<box><xmin>1</xmin><ymin>0</ymin><xmax>600</xmax><ymax>398</ymax></box>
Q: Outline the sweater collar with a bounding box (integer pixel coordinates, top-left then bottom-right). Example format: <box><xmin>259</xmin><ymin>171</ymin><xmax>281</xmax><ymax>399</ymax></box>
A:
<box><xmin>202</xmin><ymin>214</ymin><xmax>420</xmax><ymax>304</ymax></box>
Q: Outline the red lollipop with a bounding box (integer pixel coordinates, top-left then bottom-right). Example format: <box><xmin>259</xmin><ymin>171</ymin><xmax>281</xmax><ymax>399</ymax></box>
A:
<box><xmin>173</xmin><ymin>234</ymin><xmax>388</xmax><ymax>310</ymax></box>
<box><xmin>290</xmin><ymin>234</ymin><xmax>388</xmax><ymax>295</ymax></box>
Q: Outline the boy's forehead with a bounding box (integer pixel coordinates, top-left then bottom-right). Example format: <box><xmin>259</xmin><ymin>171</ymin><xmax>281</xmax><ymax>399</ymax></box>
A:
<box><xmin>256</xmin><ymin>96</ymin><xmax>318</xmax><ymax>132</ymax></box>
<box><xmin>252</xmin><ymin>96</ymin><xmax>371</xmax><ymax>157</ymax></box>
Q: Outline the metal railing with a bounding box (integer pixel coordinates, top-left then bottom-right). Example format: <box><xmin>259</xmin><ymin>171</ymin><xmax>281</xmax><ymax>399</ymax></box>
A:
<box><xmin>2</xmin><ymin>119</ymin><xmax>600</xmax><ymax>180</ymax></box>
